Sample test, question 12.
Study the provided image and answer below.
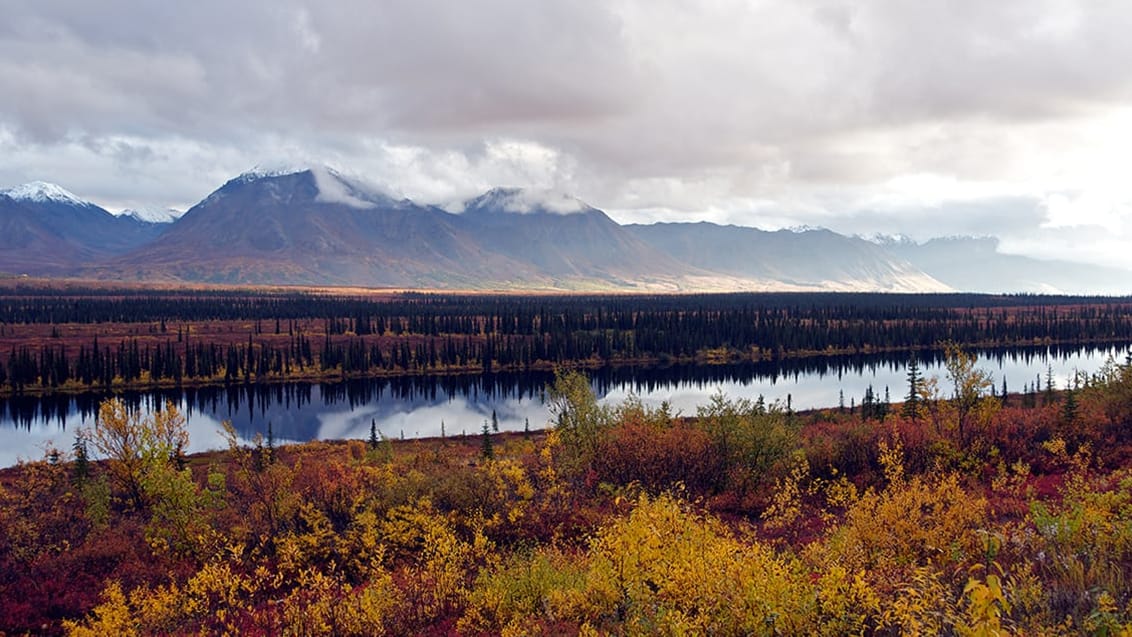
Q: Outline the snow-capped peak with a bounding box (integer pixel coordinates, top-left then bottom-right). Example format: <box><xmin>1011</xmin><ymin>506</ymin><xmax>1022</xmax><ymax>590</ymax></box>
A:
<box><xmin>1</xmin><ymin>181</ymin><xmax>88</xmax><ymax>206</ymax></box>
<box><xmin>221</xmin><ymin>162</ymin><xmax>391</xmax><ymax>210</ymax></box>
<box><xmin>117</xmin><ymin>206</ymin><xmax>183</xmax><ymax>224</ymax></box>
<box><xmin>786</xmin><ymin>224</ymin><xmax>823</xmax><ymax>233</ymax></box>
<box><xmin>237</xmin><ymin>162</ymin><xmax>312</xmax><ymax>181</ymax></box>
<box><xmin>860</xmin><ymin>232</ymin><xmax>917</xmax><ymax>246</ymax></box>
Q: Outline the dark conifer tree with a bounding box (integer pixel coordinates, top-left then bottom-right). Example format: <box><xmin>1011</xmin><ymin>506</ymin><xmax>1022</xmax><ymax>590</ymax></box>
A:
<box><xmin>369</xmin><ymin>419</ymin><xmax>379</xmax><ymax>450</ymax></box>
<box><xmin>481</xmin><ymin>420</ymin><xmax>494</xmax><ymax>459</ymax></box>
<box><xmin>1062</xmin><ymin>385</ymin><xmax>1078</xmax><ymax>425</ymax></box>
<box><xmin>266</xmin><ymin>421</ymin><xmax>275</xmax><ymax>464</ymax></box>
<box><xmin>903</xmin><ymin>356</ymin><xmax>922</xmax><ymax>419</ymax></box>
<box><xmin>72</xmin><ymin>431</ymin><xmax>89</xmax><ymax>485</ymax></box>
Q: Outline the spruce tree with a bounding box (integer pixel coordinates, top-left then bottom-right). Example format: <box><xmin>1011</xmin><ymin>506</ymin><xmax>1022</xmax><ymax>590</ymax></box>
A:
<box><xmin>862</xmin><ymin>385</ymin><xmax>875</xmax><ymax>420</ymax></box>
<box><xmin>492</xmin><ymin>409</ymin><xmax>499</xmax><ymax>433</ymax></box>
<box><xmin>368</xmin><ymin>419</ymin><xmax>379</xmax><ymax>450</ymax></box>
<box><xmin>1062</xmin><ymin>384</ymin><xmax>1079</xmax><ymax>425</ymax></box>
<box><xmin>72</xmin><ymin>431</ymin><xmax>90</xmax><ymax>485</ymax></box>
<box><xmin>266</xmin><ymin>420</ymin><xmax>275</xmax><ymax>464</ymax></box>
<box><xmin>481</xmin><ymin>420</ymin><xmax>494</xmax><ymax>460</ymax></box>
<box><xmin>902</xmin><ymin>356</ymin><xmax>922</xmax><ymax>418</ymax></box>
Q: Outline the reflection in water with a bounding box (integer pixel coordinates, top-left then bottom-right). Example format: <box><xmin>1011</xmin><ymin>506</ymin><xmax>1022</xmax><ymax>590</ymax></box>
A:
<box><xmin>2</xmin><ymin>343</ymin><xmax>1128</xmax><ymax>467</ymax></box>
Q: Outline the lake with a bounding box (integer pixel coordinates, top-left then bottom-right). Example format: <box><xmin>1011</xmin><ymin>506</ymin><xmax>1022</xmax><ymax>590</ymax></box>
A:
<box><xmin>2</xmin><ymin>343</ymin><xmax>1128</xmax><ymax>467</ymax></box>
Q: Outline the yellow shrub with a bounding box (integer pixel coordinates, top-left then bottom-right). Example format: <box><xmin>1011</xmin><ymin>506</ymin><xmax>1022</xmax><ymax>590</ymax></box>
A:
<box><xmin>575</xmin><ymin>493</ymin><xmax>815</xmax><ymax>635</ymax></box>
<box><xmin>879</xmin><ymin>566</ymin><xmax>958</xmax><ymax>634</ymax></box>
<box><xmin>63</xmin><ymin>581</ymin><xmax>137</xmax><ymax>637</ymax></box>
<box><xmin>279</xmin><ymin>567</ymin><xmax>395</xmax><ymax>636</ymax></box>
<box><xmin>460</xmin><ymin>548</ymin><xmax>588</xmax><ymax>634</ymax></box>
<box><xmin>381</xmin><ymin>497</ymin><xmax>490</xmax><ymax>625</ymax></box>
<box><xmin>814</xmin><ymin>565</ymin><xmax>880</xmax><ymax>636</ymax></box>
<box><xmin>820</xmin><ymin>472</ymin><xmax>988</xmax><ymax>583</ymax></box>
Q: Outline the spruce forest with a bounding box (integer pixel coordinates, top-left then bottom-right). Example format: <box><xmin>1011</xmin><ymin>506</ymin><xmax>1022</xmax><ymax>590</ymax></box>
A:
<box><xmin>3</xmin><ymin>285</ymin><xmax>1132</xmax><ymax>395</ymax></box>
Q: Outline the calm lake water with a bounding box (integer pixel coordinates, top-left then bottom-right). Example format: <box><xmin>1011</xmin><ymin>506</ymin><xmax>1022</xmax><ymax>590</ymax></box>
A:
<box><xmin>2</xmin><ymin>343</ymin><xmax>1129</xmax><ymax>467</ymax></box>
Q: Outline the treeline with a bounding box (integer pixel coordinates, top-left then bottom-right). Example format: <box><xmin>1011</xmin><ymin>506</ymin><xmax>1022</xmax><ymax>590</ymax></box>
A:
<box><xmin>2</xmin><ymin>287</ymin><xmax>1131</xmax><ymax>325</ymax></box>
<box><xmin>5</xmin><ymin>290</ymin><xmax>1132</xmax><ymax>393</ymax></box>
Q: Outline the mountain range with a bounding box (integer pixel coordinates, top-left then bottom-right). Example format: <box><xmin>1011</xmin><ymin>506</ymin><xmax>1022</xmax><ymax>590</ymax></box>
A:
<box><xmin>1</xmin><ymin>167</ymin><xmax>1128</xmax><ymax>294</ymax></box>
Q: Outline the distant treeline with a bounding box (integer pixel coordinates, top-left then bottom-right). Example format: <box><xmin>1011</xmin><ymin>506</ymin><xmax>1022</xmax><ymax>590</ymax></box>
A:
<box><xmin>2</xmin><ymin>287</ymin><xmax>1131</xmax><ymax>324</ymax></box>
<box><xmin>3</xmin><ymin>288</ymin><xmax>1132</xmax><ymax>393</ymax></box>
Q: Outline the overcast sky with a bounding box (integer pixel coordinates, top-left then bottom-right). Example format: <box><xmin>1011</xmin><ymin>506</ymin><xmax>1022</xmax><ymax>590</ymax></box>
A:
<box><xmin>2</xmin><ymin>1</ymin><xmax>1131</xmax><ymax>267</ymax></box>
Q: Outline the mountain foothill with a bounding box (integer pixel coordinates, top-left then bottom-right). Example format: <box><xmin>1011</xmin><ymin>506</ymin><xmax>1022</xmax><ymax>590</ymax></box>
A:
<box><xmin>1</xmin><ymin>167</ymin><xmax>1126</xmax><ymax>294</ymax></box>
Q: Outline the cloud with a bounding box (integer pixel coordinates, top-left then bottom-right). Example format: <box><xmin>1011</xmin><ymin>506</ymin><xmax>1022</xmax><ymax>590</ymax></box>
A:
<box><xmin>494</xmin><ymin>188</ymin><xmax>587</xmax><ymax>215</ymax></box>
<box><xmin>2</xmin><ymin>0</ymin><xmax>1132</xmax><ymax>268</ymax></box>
<box><xmin>310</xmin><ymin>166</ymin><xmax>377</xmax><ymax>209</ymax></box>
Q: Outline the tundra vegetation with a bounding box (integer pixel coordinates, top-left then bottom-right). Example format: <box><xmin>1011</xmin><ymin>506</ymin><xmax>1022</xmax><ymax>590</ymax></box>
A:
<box><xmin>4</xmin><ymin>349</ymin><xmax>1132</xmax><ymax>634</ymax></box>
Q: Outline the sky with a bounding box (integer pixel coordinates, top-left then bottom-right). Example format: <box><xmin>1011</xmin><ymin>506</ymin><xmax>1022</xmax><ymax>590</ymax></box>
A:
<box><xmin>2</xmin><ymin>0</ymin><xmax>1132</xmax><ymax>268</ymax></box>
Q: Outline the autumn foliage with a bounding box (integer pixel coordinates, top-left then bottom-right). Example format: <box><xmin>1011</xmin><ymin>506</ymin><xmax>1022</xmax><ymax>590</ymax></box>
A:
<box><xmin>5</xmin><ymin>358</ymin><xmax>1132</xmax><ymax>634</ymax></box>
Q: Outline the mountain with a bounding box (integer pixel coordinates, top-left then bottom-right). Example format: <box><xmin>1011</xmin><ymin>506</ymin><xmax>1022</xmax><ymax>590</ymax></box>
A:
<box><xmin>879</xmin><ymin>236</ymin><xmax>1132</xmax><ymax>294</ymax></box>
<box><xmin>0</xmin><ymin>194</ymin><xmax>77</xmax><ymax>274</ymax></box>
<box><xmin>102</xmin><ymin>167</ymin><xmax>545</xmax><ymax>287</ymax></box>
<box><xmin>458</xmin><ymin>188</ymin><xmax>698</xmax><ymax>287</ymax></box>
<box><xmin>0</xmin><ymin>182</ymin><xmax>168</xmax><ymax>275</ymax></box>
<box><xmin>105</xmin><ymin>171</ymin><xmax>733</xmax><ymax>289</ymax></box>
<box><xmin>626</xmin><ymin>222</ymin><xmax>950</xmax><ymax>292</ymax></box>
<box><xmin>10</xmin><ymin>169</ymin><xmax>1128</xmax><ymax>293</ymax></box>
<box><xmin>118</xmin><ymin>206</ymin><xmax>183</xmax><ymax>224</ymax></box>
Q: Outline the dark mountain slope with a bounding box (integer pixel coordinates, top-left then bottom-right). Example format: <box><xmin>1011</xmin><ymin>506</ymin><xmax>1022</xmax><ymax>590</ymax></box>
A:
<box><xmin>103</xmin><ymin>169</ymin><xmax>544</xmax><ymax>287</ymax></box>
<box><xmin>458</xmin><ymin>188</ymin><xmax>696</xmax><ymax>285</ymax></box>
<box><xmin>0</xmin><ymin>185</ymin><xmax>167</xmax><ymax>275</ymax></box>
<box><xmin>627</xmin><ymin>221</ymin><xmax>949</xmax><ymax>292</ymax></box>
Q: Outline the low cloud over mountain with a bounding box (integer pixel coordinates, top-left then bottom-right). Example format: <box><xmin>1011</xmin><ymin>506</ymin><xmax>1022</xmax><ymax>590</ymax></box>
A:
<box><xmin>2</xmin><ymin>169</ymin><xmax>1128</xmax><ymax>295</ymax></box>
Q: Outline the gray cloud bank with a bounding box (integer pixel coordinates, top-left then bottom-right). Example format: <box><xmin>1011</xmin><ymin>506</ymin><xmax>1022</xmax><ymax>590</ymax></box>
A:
<box><xmin>2</xmin><ymin>0</ymin><xmax>1132</xmax><ymax>268</ymax></box>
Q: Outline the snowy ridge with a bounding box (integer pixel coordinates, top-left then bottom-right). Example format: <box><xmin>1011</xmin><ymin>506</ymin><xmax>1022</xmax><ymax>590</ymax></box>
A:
<box><xmin>860</xmin><ymin>232</ymin><xmax>917</xmax><ymax>246</ymax></box>
<box><xmin>1</xmin><ymin>181</ymin><xmax>89</xmax><ymax>206</ymax></box>
<box><xmin>238</xmin><ymin>162</ymin><xmax>312</xmax><ymax>181</ymax></box>
<box><xmin>229</xmin><ymin>163</ymin><xmax>392</xmax><ymax>209</ymax></box>
<box><xmin>118</xmin><ymin>207</ymin><xmax>183</xmax><ymax>224</ymax></box>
